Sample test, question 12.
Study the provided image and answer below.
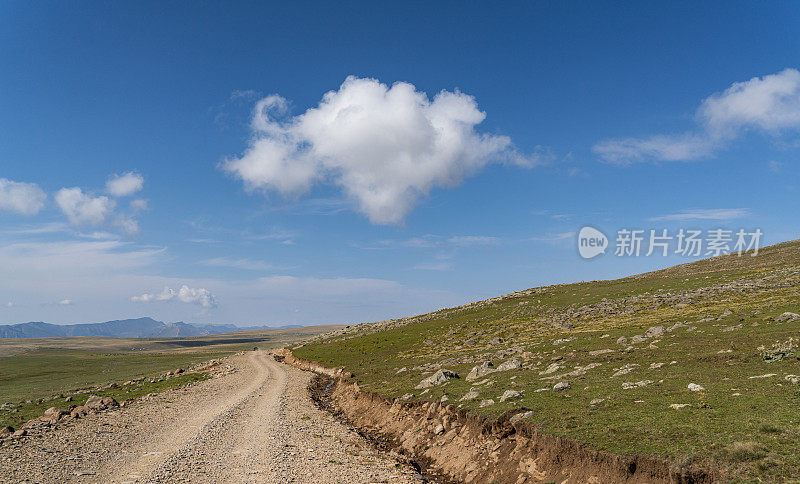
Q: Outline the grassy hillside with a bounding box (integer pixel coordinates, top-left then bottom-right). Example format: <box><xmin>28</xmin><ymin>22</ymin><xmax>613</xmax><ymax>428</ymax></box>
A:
<box><xmin>295</xmin><ymin>240</ymin><xmax>800</xmax><ymax>481</ymax></box>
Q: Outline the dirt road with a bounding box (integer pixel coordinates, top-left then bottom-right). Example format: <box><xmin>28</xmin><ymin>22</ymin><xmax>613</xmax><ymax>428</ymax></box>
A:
<box><xmin>0</xmin><ymin>351</ymin><xmax>417</xmax><ymax>483</ymax></box>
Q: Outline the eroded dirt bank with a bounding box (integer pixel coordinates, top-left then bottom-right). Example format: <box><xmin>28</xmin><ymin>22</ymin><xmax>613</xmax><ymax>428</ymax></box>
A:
<box><xmin>273</xmin><ymin>348</ymin><xmax>718</xmax><ymax>484</ymax></box>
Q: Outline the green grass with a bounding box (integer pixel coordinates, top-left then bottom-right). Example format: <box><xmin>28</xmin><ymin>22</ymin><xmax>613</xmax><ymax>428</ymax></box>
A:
<box><xmin>0</xmin><ymin>372</ymin><xmax>209</xmax><ymax>430</ymax></box>
<box><xmin>0</xmin><ymin>348</ymin><xmax>228</xmax><ymax>404</ymax></box>
<box><xmin>295</xmin><ymin>240</ymin><xmax>800</xmax><ymax>481</ymax></box>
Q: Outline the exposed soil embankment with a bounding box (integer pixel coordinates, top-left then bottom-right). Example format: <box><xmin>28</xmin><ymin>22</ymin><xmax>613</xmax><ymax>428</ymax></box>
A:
<box><xmin>272</xmin><ymin>348</ymin><xmax>717</xmax><ymax>484</ymax></box>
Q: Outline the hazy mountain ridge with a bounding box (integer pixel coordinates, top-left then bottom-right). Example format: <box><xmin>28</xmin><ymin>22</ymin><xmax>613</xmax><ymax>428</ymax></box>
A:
<box><xmin>0</xmin><ymin>317</ymin><xmax>247</xmax><ymax>339</ymax></box>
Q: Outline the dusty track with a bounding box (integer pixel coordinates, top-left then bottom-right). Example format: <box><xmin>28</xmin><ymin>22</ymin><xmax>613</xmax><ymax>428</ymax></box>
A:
<box><xmin>0</xmin><ymin>351</ymin><xmax>416</xmax><ymax>483</ymax></box>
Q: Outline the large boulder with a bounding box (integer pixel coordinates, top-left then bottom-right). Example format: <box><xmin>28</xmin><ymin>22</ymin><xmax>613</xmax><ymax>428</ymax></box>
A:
<box><xmin>415</xmin><ymin>369</ymin><xmax>459</xmax><ymax>389</ymax></box>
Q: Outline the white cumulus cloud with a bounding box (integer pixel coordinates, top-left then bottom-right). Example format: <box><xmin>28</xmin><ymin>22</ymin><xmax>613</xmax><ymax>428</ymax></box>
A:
<box><xmin>594</xmin><ymin>68</ymin><xmax>800</xmax><ymax>163</ymax></box>
<box><xmin>131</xmin><ymin>285</ymin><xmax>217</xmax><ymax>309</ymax></box>
<box><xmin>224</xmin><ymin>76</ymin><xmax>538</xmax><ymax>225</ymax></box>
<box><xmin>106</xmin><ymin>172</ymin><xmax>144</xmax><ymax>197</ymax></box>
<box><xmin>55</xmin><ymin>188</ymin><xmax>115</xmax><ymax>226</ymax></box>
<box><xmin>0</xmin><ymin>178</ymin><xmax>47</xmax><ymax>216</ymax></box>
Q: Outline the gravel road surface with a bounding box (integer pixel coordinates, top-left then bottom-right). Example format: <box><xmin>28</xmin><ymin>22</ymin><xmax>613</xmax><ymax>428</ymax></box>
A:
<box><xmin>0</xmin><ymin>351</ymin><xmax>417</xmax><ymax>483</ymax></box>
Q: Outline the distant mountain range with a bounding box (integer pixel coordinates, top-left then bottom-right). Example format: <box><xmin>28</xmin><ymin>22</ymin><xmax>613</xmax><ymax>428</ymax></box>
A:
<box><xmin>0</xmin><ymin>317</ymin><xmax>294</xmax><ymax>339</ymax></box>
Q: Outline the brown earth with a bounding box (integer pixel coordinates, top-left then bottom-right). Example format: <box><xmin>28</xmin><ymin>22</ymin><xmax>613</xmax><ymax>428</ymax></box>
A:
<box><xmin>274</xmin><ymin>348</ymin><xmax>719</xmax><ymax>484</ymax></box>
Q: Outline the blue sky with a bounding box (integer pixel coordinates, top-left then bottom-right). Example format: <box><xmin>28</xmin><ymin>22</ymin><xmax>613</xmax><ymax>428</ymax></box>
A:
<box><xmin>1</xmin><ymin>1</ymin><xmax>799</xmax><ymax>326</ymax></box>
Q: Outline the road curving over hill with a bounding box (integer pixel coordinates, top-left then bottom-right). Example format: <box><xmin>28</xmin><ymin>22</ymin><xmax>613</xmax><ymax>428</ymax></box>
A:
<box><xmin>0</xmin><ymin>351</ymin><xmax>417</xmax><ymax>483</ymax></box>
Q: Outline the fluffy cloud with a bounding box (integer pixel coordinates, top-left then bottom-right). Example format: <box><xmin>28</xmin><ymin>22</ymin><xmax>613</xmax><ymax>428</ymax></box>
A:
<box><xmin>56</xmin><ymin>174</ymin><xmax>146</xmax><ymax>235</ymax></box>
<box><xmin>58</xmin><ymin>299</ymin><xmax>72</xmax><ymax>306</ymax></box>
<box><xmin>0</xmin><ymin>178</ymin><xmax>47</xmax><ymax>216</ymax></box>
<box><xmin>594</xmin><ymin>68</ymin><xmax>800</xmax><ymax>163</ymax></box>
<box><xmin>224</xmin><ymin>77</ymin><xmax>537</xmax><ymax>225</ymax></box>
<box><xmin>131</xmin><ymin>285</ymin><xmax>217</xmax><ymax>308</ymax></box>
<box><xmin>55</xmin><ymin>188</ymin><xmax>115</xmax><ymax>226</ymax></box>
<box><xmin>106</xmin><ymin>172</ymin><xmax>144</xmax><ymax>197</ymax></box>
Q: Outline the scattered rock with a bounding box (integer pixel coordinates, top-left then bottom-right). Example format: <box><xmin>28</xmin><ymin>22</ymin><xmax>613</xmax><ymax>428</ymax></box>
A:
<box><xmin>784</xmin><ymin>375</ymin><xmax>800</xmax><ymax>385</ymax></box>
<box><xmin>668</xmin><ymin>321</ymin><xmax>687</xmax><ymax>331</ymax></box>
<box><xmin>487</xmin><ymin>337</ymin><xmax>505</xmax><ymax>345</ymax></box>
<box><xmin>499</xmin><ymin>390</ymin><xmax>523</xmax><ymax>402</ymax></box>
<box><xmin>630</xmin><ymin>334</ymin><xmax>647</xmax><ymax>344</ymax></box>
<box><xmin>415</xmin><ymin>369</ymin><xmax>459</xmax><ymax>389</ymax></box>
<box><xmin>478</xmin><ymin>399</ymin><xmax>495</xmax><ymax>407</ymax></box>
<box><xmin>687</xmin><ymin>383</ymin><xmax>705</xmax><ymax>392</ymax></box>
<box><xmin>553</xmin><ymin>381</ymin><xmax>570</xmax><ymax>391</ymax></box>
<box><xmin>543</xmin><ymin>362</ymin><xmax>602</xmax><ymax>380</ymax></box>
<box><xmin>539</xmin><ymin>363</ymin><xmax>563</xmax><ymax>375</ymax></box>
<box><xmin>612</xmin><ymin>364</ymin><xmax>639</xmax><ymax>377</ymax></box>
<box><xmin>466</xmin><ymin>362</ymin><xmax>495</xmax><ymax>382</ymax></box>
<box><xmin>670</xmin><ymin>404</ymin><xmax>691</xmax><ymax>410</ymax></box>
<box><xmin>775</xmin><ymin>312</ymin><xmax>799</xmax><ymax>322</ymax></box>
<box><xmin>509</xmin><ymin>411</ymin><xmax>533</xmax><ymax>424</ymax></box>
<box><xmin>645</xmin><ymin>326</ymin><xmax>665</xmax><ymax>338</ymax></box>
<box><xmin>722</xmin><ymin>324</ymin><xmax>743</xmax><ymax>332</ymax></box>
<box><xmin>589</xmin><ymin>398</ymin><xmax>605</xmax><ymax>405</ymax></box>
<box><xmin>622</xmin><ymin>380</ymin><xmax>652</xmax><ymax>389</ymax></box>
<box><xmin>649</xmin><ymin>362</ymin><xmax>665</xmax><ymax>369</ymax></box>
<box><xmin>459</xmin><ymin>389</ymin><xmax>480</xmax><ymax>402</ymax></box>
<box><xmin>396</xmin><ymin>367</ymin><xmax>408</xmax><ymax>374</ymax></box>
<box><xmin>748</xmin><ymin>373</ymin><xmax>777</xmax><ymax>379</ymax></box>
<box><xmin>496</xmin><ymin>358</ymin><xmax>522</xmax><ymax>371</ymax></box>
<box><xmin>589</xmin><ymin>349</ymin><xmax>614</xmax><ymax>356</ymax></box>
<box><xmin>616</xmin><ymin>336</ymin><xmax>629</xmax><ymax>345</ymax></box>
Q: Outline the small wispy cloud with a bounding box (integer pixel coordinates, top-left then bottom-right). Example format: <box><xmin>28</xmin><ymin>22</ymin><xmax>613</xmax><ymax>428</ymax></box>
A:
<box><xmin>594</xmin><ymin>68</ymin><xmax>800</xmax><ymax>164</ymax></box>
<box><xmin>649</xmin><ymin>208</ymin><xmax>750</xmax><ymax>221</ymax></box>
<box><xmin>410</xmin><ymin>261</ymin><xmax>452</xmax><ymax>271</ymax></box>
<box><xmin>361</xmin><ymin>234</ymin><xmax>501</xmax><ymax>250</ymax></box>
<box><xmin>532</xmin><ymin>210</ymin><xmax>571</xmax><ymax>220</ymax></box>
<box><xmin>529</xmin><ymin>231</ymin><xmax>575</xmax><ymax>241</ymax></box>
<box><xmin>447</xmin><ymin>235</ymin><xmax>500</xmax><ymax>247</ymax></box>
<box><xmin>58</xmin><ymin>299</ymin><xmax>73</xmax><ymax>306</ymax></box>
<box><xmin>131</xmin><ymin>285</ymin><xmax>217</xmax><ymax>309</ymax></box>
<box><xmin>201</xmin><ymin>257</ymin><xmax>272</xmax><ymax>271</ymax></box>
